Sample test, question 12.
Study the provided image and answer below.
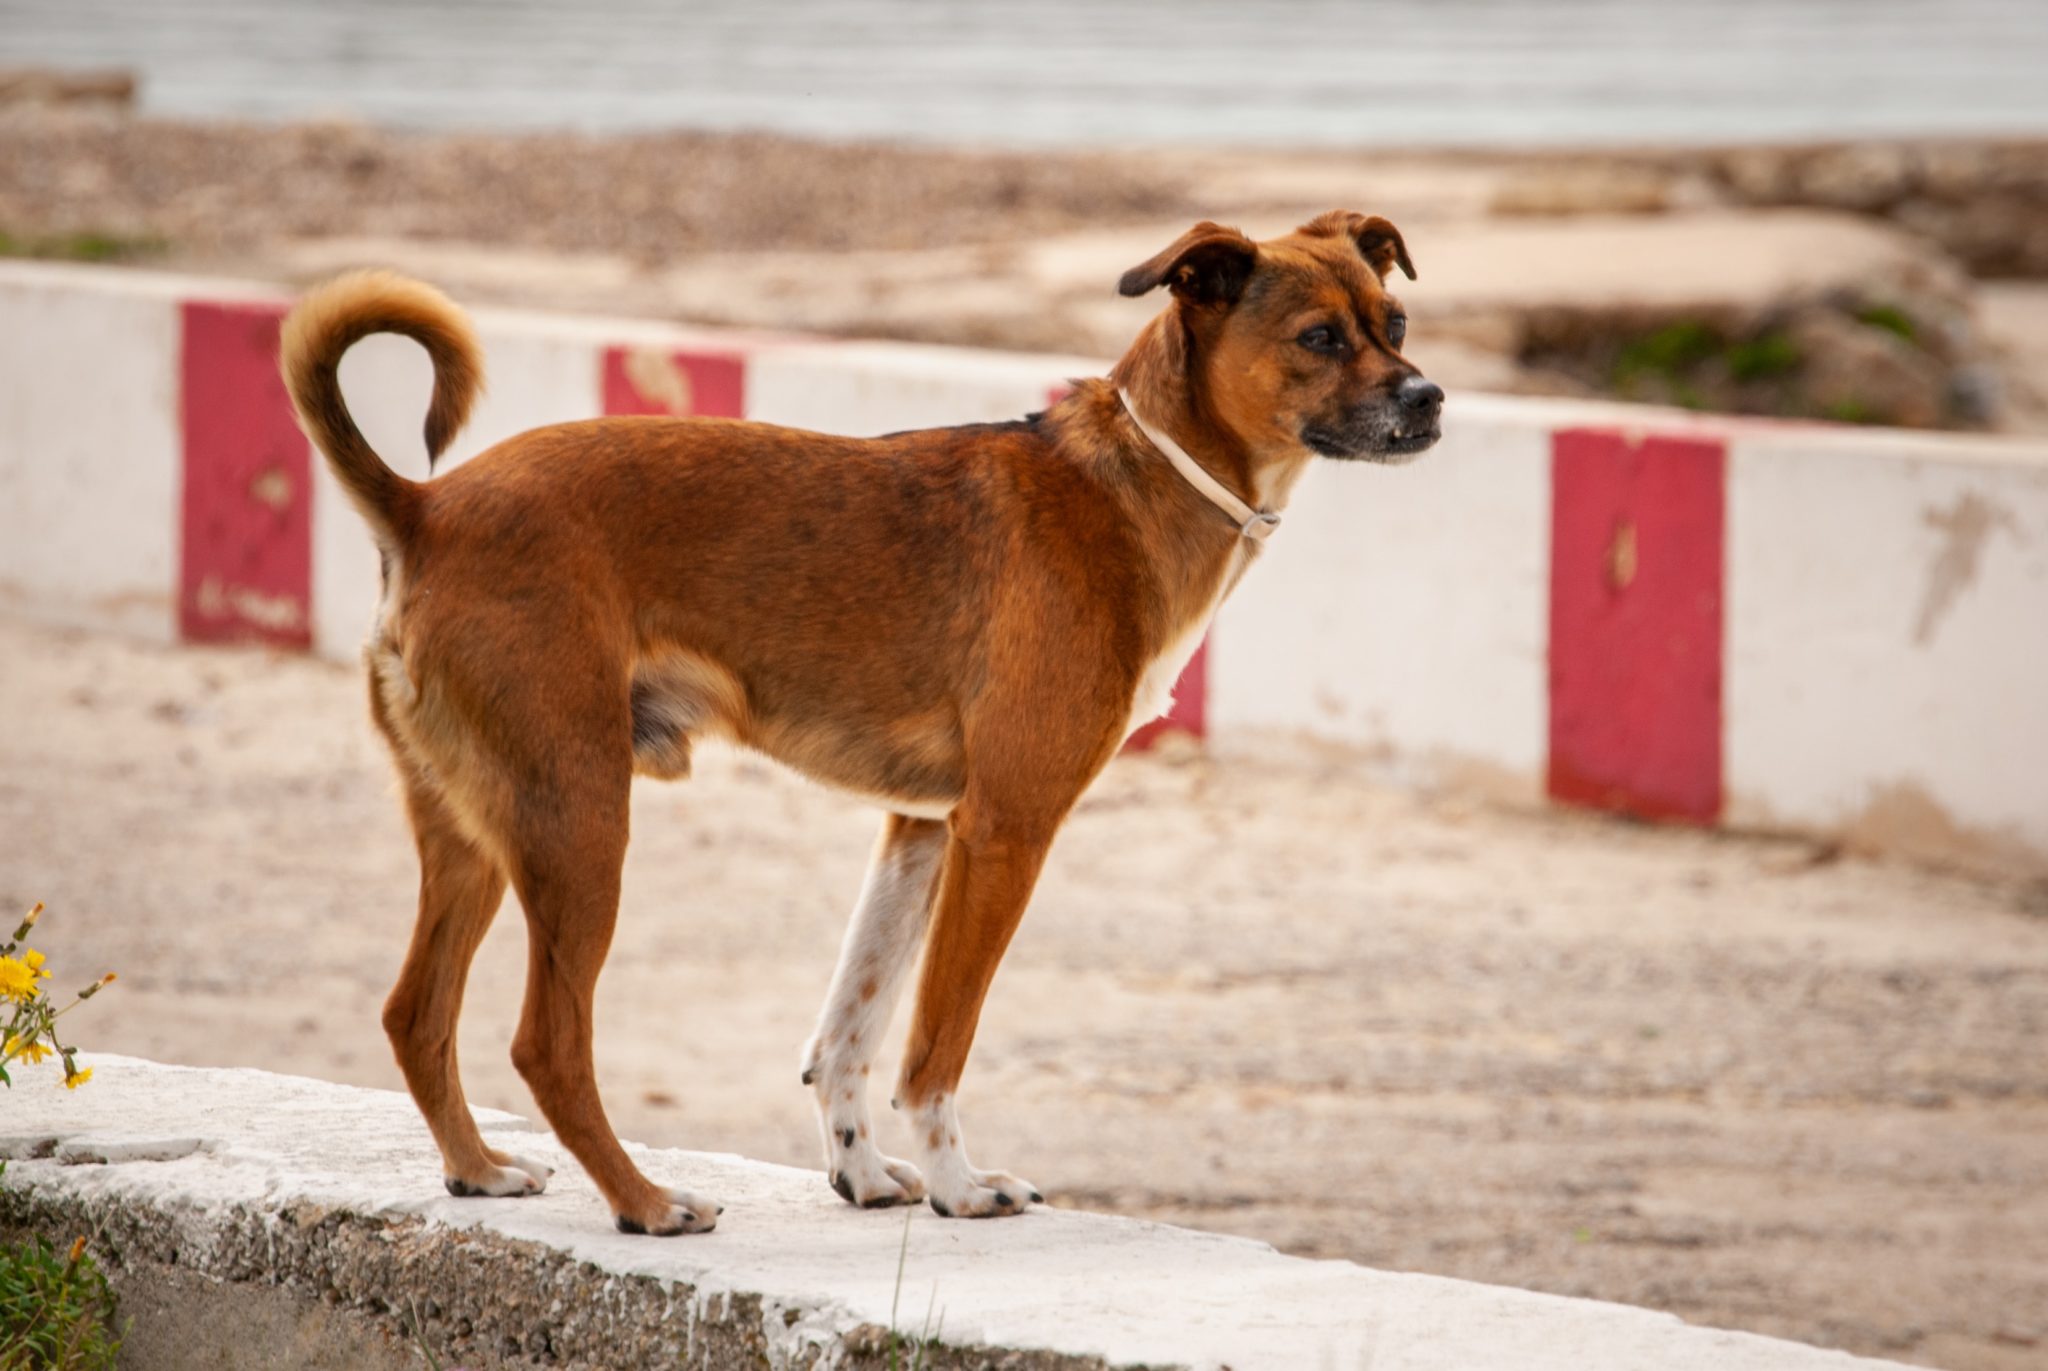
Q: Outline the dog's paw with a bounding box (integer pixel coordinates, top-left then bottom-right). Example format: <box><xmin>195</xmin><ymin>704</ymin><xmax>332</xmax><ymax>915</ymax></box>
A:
<box><xmin>491</xmin><ymin>1149</ymin><xmax>554</xmax><ymax>1186</ymax></box>
<box><xmin>613</xmin><ymin>1187</ymin><xmax>722</xmax><ymax>1236</ymax></box>
<box><xmin>925</xmin><ymin>1168</ymin><xmax>1041</xmax><ymax>1219</ymax></box>
<box><xmin>827</xmin><ymin>1151</ymin><xmax>926</xmax><ymax>1209</ymax></box>
<box><xmin>444</xmin><ymin>1154</ymin><xmax>550</xmax><ymax>1198</ymax></box>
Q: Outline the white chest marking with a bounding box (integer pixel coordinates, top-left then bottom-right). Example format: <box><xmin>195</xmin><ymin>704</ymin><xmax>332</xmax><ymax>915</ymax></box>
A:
<box><xmin>1123</xmin><ymin>549</ymin><xmax>1244</xmax><ymax>741</ymax></box>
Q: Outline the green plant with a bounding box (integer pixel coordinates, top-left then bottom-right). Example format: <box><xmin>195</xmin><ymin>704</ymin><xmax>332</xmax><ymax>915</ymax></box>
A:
<box><xmin>1612</xmin><ymin>321</ymin><xmax>1721</xmax><ymax>385</ymax></box>
<box><xmin>0</xmin><ymin>1235</ymin><xmax>122</xmax><ymax>1370</ymax></box>
<box><xmin>1855</xmin><ymin>303</ymin><xmax>1918</xmax><ymax>343</ymax></box>
<box><xmin>0</xmin><ymin>230</ymin><xmax>167</xmax><ymax>264</ymax></box>
<box><xmin>401</xmin><ymin>1299</ymin><xmax>446</xmax><ymax>1371</ymax></box>
<box><xmin>2</xmin><ymin>905</ymin><xmax>117</xmax><ymax>1092</ymax></box>
<box><xmin>1725</xmin><ymin>331</ymin><xmax>1802</xmax><ymax>382</ymax></box>
<box><xmin>885</xmin><ymin>1207</ymin><xmax>944</xmax><ymax>1371</ymax></box>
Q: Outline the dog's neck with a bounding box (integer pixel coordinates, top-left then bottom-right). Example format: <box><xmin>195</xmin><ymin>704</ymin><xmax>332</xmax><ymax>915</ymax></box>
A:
<box><xmin>1117</xmin><ymin>388</ymin><xmax>1279</xmax><ymax>542</ymax></box>
<box><xmin>1108</xmin><ymin>311</ymin><xmax>1311</xmax><ymax>519</ymax></box>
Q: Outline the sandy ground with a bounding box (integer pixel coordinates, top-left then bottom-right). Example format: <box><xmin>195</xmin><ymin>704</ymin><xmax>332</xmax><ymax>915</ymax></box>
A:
<box><xmin>3</xmin><ymin>613</ymin><xmax>2046</xmax><ymax>1371</ymax></box>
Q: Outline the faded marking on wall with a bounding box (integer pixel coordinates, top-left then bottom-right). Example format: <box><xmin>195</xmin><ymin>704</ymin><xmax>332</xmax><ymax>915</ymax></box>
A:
<box><xmin>190</xmin><ymin>575</ymin><xmax>307</xmax><ymax>634</ymax></box>
<box><xmin>600</xmin><ymin>345</ymin><xmax>745</xmax><ymax>419</ymax></box>
<box><xmin>621</xmin><ymin>348</ymin><xmax>695</xmax><ymax>416</ymax></box>
<box><xmin>1727</xmin><ymin>778</ymin><xmax>2047</xmax><ymax>879</ymax></box>
<box><xmin>1841</xmin><ymin>778</ymin><xmax>2045</xmax><ymax>877</ymax></box>
<box><xmin>1913</xmin><ymin>491</ymin><xmax>2023</xmax><ymax>646</ymax></box>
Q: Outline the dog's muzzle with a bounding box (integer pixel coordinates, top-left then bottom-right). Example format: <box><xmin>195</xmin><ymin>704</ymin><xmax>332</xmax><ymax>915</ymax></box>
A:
<box><xmin>1303</xmin><ymin>376</ymin><xmax>1444</xmax><ymax>463</ymax></box>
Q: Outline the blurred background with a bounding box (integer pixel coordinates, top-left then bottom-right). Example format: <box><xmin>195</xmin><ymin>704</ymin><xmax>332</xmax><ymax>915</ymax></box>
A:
<box><xmin>3</xmin><ymin>4</ymin><xmax>2046</xmax><ymax>1370</ymax></box>
<box><xmin>5</xmin><ymin>0</ymin><xmax>2048</xmax><ymax>429</ymax></box>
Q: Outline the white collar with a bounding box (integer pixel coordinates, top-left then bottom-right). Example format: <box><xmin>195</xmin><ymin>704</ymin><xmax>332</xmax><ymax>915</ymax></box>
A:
<box><xmin>1117</xmin><ymin>389</ymin><xmax>1281</xmax><ymax>543</ymax></box>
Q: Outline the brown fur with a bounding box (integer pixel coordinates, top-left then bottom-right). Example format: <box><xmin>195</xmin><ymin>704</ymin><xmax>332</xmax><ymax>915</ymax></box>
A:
<box><xmin>281</xmin><ymin>214</ymin><xmax>1439</xmax><ymax>1233</ymax></box>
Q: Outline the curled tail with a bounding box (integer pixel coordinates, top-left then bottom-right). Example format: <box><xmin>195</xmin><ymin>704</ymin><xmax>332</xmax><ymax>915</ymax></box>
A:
<box><xmin>279</xmin><ymin>270</ymin><xmax>484</xmax><ymax>546</ymax></box>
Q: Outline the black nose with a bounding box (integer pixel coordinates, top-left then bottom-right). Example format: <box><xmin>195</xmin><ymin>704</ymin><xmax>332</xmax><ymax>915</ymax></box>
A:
<box><xmin>1398</xmin><ymin>376</ymin><xmax>1444</xmax><ymax>412</ymax></box>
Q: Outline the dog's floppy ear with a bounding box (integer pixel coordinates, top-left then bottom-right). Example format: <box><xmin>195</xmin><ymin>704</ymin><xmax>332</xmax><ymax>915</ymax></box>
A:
<box><xmin>1118</xmin><ymin>222</ymin><xmax>1258</xmax><ymax>306</ymax></box>
<box><xmin>1300</xmin><ymin>210</ymin><xmax>1417</xmax><ymax>282</ymax></box>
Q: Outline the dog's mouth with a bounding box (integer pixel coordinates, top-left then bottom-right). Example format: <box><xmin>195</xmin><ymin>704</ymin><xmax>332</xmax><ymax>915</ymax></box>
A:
<box><xmin>1375</xmin><ymin>425</ymin><xmax>1441</xmax><ymax>461</ymax></box>
<box><xmin>1302</xmin><ymin>417</ymin><xmax>1442</xmax><ymax>464</ymax></box>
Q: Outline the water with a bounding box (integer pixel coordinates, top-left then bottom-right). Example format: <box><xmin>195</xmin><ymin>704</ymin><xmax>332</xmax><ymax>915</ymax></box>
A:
<box><xmin>4</xmin><ymin>0</ymin><xmax>2047</xmax><ymax>149</ymax></box>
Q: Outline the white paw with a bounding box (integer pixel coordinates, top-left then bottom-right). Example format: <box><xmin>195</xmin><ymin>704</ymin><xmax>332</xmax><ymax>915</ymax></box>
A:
<box><xmin>443</xmin><ymin>1155</ymin><xmax>549</xmax><ymax>1198</ymax></box>
<box><xmin>905</xmin><ymin>1091</ymin><xmax>1040</xmax><ymax>1219</ymax></box>
<box><xmin>927</xmin><ymin>1167</ymin><xmax>1041</xmax><ymax>1219</ymax></box>
<box><xmin>615</xmin><ymin>1187</ymin><xmax>722</xmax><ymax>1236</ymax></box>
<box><xmin>495</xmin><ymin>1151</ymin><xmax>554</xmax><ymax>1185</ymax></box>
<box><xmin>828</xmin><ymin>1140</ymin><xmax>926</xmax><ymax>1208</ymax></box>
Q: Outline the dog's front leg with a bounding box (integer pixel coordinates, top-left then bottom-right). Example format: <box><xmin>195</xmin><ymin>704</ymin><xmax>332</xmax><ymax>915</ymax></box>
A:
<box><xmin>801</xmin><ymin>813</ymin><xmax>946</xmax><ymax>1207</ymax></box>
<box><xmin>895</xmin><ymin>809</ymin><xmax>1053</xmax><ymax>1218</ymax></box>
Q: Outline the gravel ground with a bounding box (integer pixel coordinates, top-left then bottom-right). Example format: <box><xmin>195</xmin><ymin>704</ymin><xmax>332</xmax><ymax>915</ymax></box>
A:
<box><xmin>0</xmin><ymin>106</ymin><xmax>1186</xmax><ymax>262</ymax></box>
<box><xmin>3</xmin><ymin>614</ymin><xmax>2045</xmax><ymax>1370</ymax></box>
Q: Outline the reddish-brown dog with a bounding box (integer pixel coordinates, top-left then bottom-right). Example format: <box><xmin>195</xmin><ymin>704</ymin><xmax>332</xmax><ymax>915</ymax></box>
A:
<box><xmin>280</xmin><ymin>211</ymin><xmax>1441</xmax><ymax>1234</ymax></box>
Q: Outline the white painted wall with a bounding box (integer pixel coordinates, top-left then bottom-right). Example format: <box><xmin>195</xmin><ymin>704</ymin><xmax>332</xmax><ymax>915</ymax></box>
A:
<box><xmin>1726</xmin><ymin>431</ymin><xmax>2048</xmax><ymax>853</ymax></box>
<box><xmin>1211</xmin><ymin>395</ymin><xmax>1553</xmax><ymax>791</ymax></box>
<box><xmin>0</xmin><ymin>266</ymin><xmax>184</xmax><ymax>639</ymax></box>
<box><xmin>747</xmin><ymin>339</ymin><xmax>1093</xmax><ymax>434</ymax></box>
<box><xmin>3</xmin><ymin>261</ymin><xmax>2045</xmax><ymax>865</ymax></box>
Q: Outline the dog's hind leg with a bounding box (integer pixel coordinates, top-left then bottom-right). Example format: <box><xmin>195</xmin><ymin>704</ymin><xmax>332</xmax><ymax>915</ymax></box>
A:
<box><xmin>800</xmin><ymin>813</ymin><xmax>946</xmax><ymax>1207</ymax></box>
<box><xmin>502</xmin><ymin>723</ymin><xmax>720</xmax><ymax>1236</ymax></box>
<box><xmin>380</xmin><ymin>760</ymin><xmax>552</xmax><ymax>1199</ymax></box>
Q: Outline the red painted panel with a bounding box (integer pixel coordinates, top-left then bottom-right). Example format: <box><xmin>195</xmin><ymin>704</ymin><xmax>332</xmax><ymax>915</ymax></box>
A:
<box><xmin>179</xmin><ymin>300</ymin><xmax>313</xmax><ymax>648</ymax></box>
<box><xmin>1548</xmin><ymin>428</ymin><xmax>1725</xmax><ymax>823</ymax></box>
<box><xmin>601</xmin><ymin>346</ymin><xmax>745</xmax><ymax>418</ymax></box>
<box><xmin>1126</xmin><ymin>640</ymin><xmax>1209</xmax><ymax>750</ymax></box>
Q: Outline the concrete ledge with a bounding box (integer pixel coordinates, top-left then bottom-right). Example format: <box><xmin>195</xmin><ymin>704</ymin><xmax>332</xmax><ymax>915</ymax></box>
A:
<box><xmin>0</xmin><ymin>1057</ymin><xmax>1907</xmax><ymax>1370</ymax></box>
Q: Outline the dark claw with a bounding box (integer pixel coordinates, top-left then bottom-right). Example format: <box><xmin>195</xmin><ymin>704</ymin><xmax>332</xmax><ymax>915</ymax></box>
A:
<box><xmin>995</xmin><ymin>1191</ymin><xmax>1013</xmax><ymax>1208</ymax></box>
<box><xmin>716</xmin><ymin>1205</ymin><xmax>726</xmax><ymax>1215</ymax></box>
<box><xmin>801</xmin><ymin>1067</ymin><xmax>817</xmax><ymax>1086</ymax></box>
<box><xmin>679</xmin><ymin>1211</ymin><xmax>698</xmax><ymax>1226</ymax></box>
<box><xmin>831</xmin><ymin>1171</ymin><xmax>856</xmax><ymax>1204</ymax></box>
<box><xmin>443</xmin><ymin>1177</ymin><xmax>478</xmax><ymax>1198</ymax></box>
<box><xmin>839</xmin><ymin>1127</ymin><xmax>856</xmax><ymax>1149</ymax></box>
<box><xmin>1029</xmin><ymin>1190</ymin><xmax>1044</xmax><ymax>1204</ymax></box>
<box><xmin>930</xmin><ymin>1198</ymin><xmax>953</xmax><ymax>1218</ymax></box>
<box><xmin>615</xmin><ymin>1214</ymin><xmax>647</xmax><ymax>1235</ymax></box>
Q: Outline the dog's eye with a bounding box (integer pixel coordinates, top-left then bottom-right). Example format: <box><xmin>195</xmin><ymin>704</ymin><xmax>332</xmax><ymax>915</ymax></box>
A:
<box><xmin>1297</xmin><ymin>325</ymin><xmax>1346</xmax><ymax>356</ymax></box>
<box><xmin>1386</xmin><ymin>314</ymin><xmax>1408</xmax><ymax>349</ymax></box>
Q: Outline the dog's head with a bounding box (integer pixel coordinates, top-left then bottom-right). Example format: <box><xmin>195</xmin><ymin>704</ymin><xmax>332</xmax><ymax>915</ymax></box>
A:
<box><xmin>1117</xmin><ymin>211</ymin><xmax>1442</xmax><ymax>466</ymax></box>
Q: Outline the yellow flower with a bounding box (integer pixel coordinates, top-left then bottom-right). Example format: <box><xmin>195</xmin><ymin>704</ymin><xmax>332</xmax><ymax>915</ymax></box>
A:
<box><xmin>23</xmin><ymin>948</ymin><xmax>48</xmax><ymax>979</ymax></box>
<box><xmin>4</xmin><ymin>1034</ymin><xmax>52</xmax><ymax>1065</ymax></box>
<box><xmin>0</xmin><ymin>956</ymin><xmax>34</xmax><ymax>1000</ymax></box>
<box><xmin>63</xmin><ymin>1066</ymin><xmax>93</xmax><ymax>1090</ymax></box>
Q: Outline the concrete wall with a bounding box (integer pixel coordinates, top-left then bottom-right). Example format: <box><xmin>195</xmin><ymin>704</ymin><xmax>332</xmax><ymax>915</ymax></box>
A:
<box><xmin>2</xmin><ymin>259</ymin><xmax>2043</xmax><ymax>869</ymax></box>
<box><xmin>0</xmin><ymin>1054</ymin><xmax>1912</xmax><ymax>1371</ymax></box>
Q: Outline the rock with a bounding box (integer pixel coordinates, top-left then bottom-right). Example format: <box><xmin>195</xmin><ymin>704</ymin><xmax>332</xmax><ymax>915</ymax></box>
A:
<box><xmin>1490</xmin><ymin>166</ymin><xmax>1683</xmax><ymax>217</ymax></box>
<box><xmin>1789</xmin><ymin>143</ymin><xmax>1922</xmax><ymax>213</ymax></box>
<box><xmin>1695</xmin><ymin>140</ymin><xmax>2048</xmax><ymax>279</ymax></box>
<box><xmin>1948</xmin><ymin>364</ymin><xmax>2004</xmax><ymax>425</ymax></box>
<box><xmin>1788</xmin><ymin>310</ymin><xmax>1952</xmax><ymax>428</ymax></box>
<box><xmin>0</xmin><ymin>68</ymin><xmax>136</xmax><ymax>109</ymax></box>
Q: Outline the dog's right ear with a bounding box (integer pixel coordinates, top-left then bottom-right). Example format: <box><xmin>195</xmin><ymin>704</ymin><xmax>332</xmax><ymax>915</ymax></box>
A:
<box><xmin>1118</xmin><ymin>222</ymin><xmax>1258</xmax><ymax>307</ymax></box>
